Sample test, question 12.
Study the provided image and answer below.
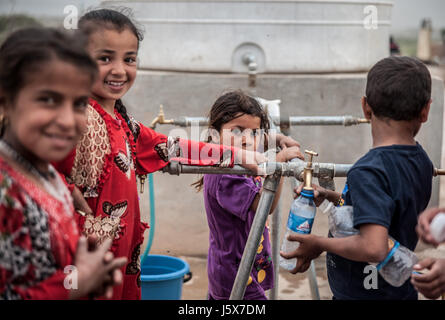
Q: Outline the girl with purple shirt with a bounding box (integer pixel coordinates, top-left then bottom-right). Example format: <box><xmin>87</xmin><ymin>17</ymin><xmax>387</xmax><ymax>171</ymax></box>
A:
<box><xmin>193</xmin><ymin>91</ymin><xmax>303</xmax><ymax>299</ymax></box>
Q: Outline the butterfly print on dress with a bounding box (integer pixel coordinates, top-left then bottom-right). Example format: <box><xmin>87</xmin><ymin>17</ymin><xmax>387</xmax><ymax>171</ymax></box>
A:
<box><xmin>102</xmin><ymin>200</ymin><xmax>128</xmax><ymax>218</ymax></box>
<box><xmin>114</xmin><ymin>140</ymin><xmax>133</xmax><ymax>180</ymax></box>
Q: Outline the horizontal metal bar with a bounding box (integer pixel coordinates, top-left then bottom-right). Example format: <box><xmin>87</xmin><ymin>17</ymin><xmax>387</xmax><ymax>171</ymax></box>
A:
<box><xmin>156</xmin><ymin>115</ymin><xmax>369</xmax><ymax>127</ymax></box>
<box><xmin>173</xmin><ymin>117</ymin><xmax>209</xmax><ymax>127</ymax></box>
<box><xmin>161</xmin><ymin>160</ymin><xmax>352</xmax><ymax>178</ymax></box>
<box><xmin>285</xmin><ymin>115</ymin><xmax>369</xmax><ymax>126</ymax></box>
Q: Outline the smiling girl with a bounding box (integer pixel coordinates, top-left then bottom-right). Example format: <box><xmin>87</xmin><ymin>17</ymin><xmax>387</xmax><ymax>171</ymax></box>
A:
<box><xmin>0</xmin><ymin>27</ymin><xmax>127</xmax><ymax>300</ymax></box>
<box><xmin>53</xmin><ymin>9</ymin><xmax>290</xmax><ymax>300</ymax></box>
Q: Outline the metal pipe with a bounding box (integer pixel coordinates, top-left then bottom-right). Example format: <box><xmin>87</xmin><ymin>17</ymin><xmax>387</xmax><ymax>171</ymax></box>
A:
<box><xmin>229</xmin><ymin>174</ymin><xmax>281</xmax><ymax>300</ymax></box>
<box><xmin>308</xmin><ymin>260</ymin><xmax>321</xmax><ymax>300</ymax></box>
<box><xmin>172</xmin><ymin>117</ymin><xmax>209</xmax><ymax>127</ymax></box>
<box><xmin>283</xmin><ymin>115</ymin><xmax>369</xmax><ymax>126</ymax></box>
<box><xmin>148</xmin><ymin>106</ymin><xmax>369</xmax><ymax>129</ymax></box>
<box><xmin>242</xmin><ymin>53</ymin><xmax>258</xmax><ymax>88</ymax></box>
<box><xmin>265</xmin><ymin>106</ymin><xmax>281</xmax><ymax>301</ymax></box>
<box><xmin>269</xmin><ymin>197</ymin><xmax>281</xmax><ymax>300</ymax></box>
<box><xmin>159</xmin><ymin>116</ymin><xmax>369</xmax><ymax>127</ymax></box>
<box><xmin>161</xmin><ymin>160</ymin><xmax>352</xmax><ymax>179</ymax></box>
<box><xmin>161</xmin><ymin>159</ymin><xmax>352</xmax><ymax>181</ymax></box>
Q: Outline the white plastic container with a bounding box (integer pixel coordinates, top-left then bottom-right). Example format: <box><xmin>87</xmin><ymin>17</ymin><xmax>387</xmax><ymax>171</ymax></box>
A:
<box><xmin>101</xmin><ymin>0</ymin><xmax>393</xmax><ymax>73</ymax></box>
<box><xmin>430</xmin><ymin>212</ymin><xmax>445</xmax><ymax>243</ymax></box>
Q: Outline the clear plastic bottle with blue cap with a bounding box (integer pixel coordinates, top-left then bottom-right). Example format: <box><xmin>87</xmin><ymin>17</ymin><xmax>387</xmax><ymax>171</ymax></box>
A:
<box><xmin>279</xmin><ymin>150</ymin><xmax>318</xmax><ymax>271</ymax></box>
<box><xmin>371</xmin><ymin>237</ymin><xmax>419</xmax><ymax>287</ymax></box>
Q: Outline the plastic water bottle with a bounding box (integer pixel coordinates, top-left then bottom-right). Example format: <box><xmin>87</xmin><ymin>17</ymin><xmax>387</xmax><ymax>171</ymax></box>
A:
<box><xmin>320</xmin><ymin>201</ymin><xmax>418</xmax><ymax>287</ymax></box>
<box><xmin>279</xmin><ymin>188</ymin><xmax>317</xmax><ymax>270</ymax></box>
<box><xmin>372</xmin><ymin>237</ymin><xmax>419</xmax><ymax>287</ymax></box>
<box><xmin>430</xmin><ymin>212</ymin><xmax>445</xmax><ymax>243</ymax></box>
<box><xmin>319</xmin><ymin>201</ymin><xmax>358</xmax><ymax>238</ymax></box>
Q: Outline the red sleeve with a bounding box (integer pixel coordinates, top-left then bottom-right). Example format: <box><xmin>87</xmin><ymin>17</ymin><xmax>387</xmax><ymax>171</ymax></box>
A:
<box><xmin>136</xmin><ymin>123</ymin><xmax>236</xmax><ymax>174</ymax></box>
<box><xmin>14</xmin><ymin>271</ymin><xmax>70</xmax><ymax>300</ymax></box>
<box><xmin>170</xmin><ymin>138</ymin><xmax>235</xmax><ymax>167</ymax></box>
<box><xmin>135</xmin><ymin>124</ymin><xmax>169</xmax><ymax>174</ymax></box>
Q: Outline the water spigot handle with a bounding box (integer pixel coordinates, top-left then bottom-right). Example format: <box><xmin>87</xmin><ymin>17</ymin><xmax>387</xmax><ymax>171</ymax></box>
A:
<box><xmin>304</xmin><ymin>150</ymin><xmax>318</xmax><ymax>166</ymax></box>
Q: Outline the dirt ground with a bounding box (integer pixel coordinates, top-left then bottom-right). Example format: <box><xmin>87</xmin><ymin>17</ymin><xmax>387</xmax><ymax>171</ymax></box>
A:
<box><xmin>150</xmin><ymin>65</ymin><xmax>445</xmax><ymax>300</ymax></box>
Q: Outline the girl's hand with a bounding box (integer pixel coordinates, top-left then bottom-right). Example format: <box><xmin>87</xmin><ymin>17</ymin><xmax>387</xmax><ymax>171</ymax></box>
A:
<box><xmin>72</xmin><ymin>186</ymin><xmax>93</xmax><ymax>216</ymax></box>
<box><xmin>416</xmin><ymin>207</ymin><xmax>445</xmax><ymax>247</ymax></box>
<box><xmin>411</xmin><ymin>258</ymin><xmax>445</xmax><ymax>299</ymax></box>
<box><xmin>275</xmin><ymin>134</ymin><xmax>301</xmax><ymax>150</ymax></box>
<box><xmin>69</xmin><ymin>236</ymin><xmax>127</xmax><ymax>300</ymax></box>
<box><xmin>276</xmin><ymin>146</ymin><xmax>304</xmax><ymax>162</ymax></box>
<box><xmin>235</xmin><ymin>149</ymin><xmax>267</xmax><ymax>175</ymax></box>
<box><xmin>279</xmin><ymin>233</ymin><xmax>323</xmax><ymax>274</ymax></box>
<box><xmin>295</xmin><ymin>183</ymin><xmax>328</xmax><ymax>207</ymax></box>
<box><xmin>84</xmin><ymin>235</ymin><xmax>124</xmax><ymax>299</ymax></box>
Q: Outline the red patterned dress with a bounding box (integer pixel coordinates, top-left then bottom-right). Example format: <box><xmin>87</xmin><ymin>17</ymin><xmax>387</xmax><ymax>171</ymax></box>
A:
<box><xmin>54</xmin><ymin>98</ymin><xmax>234</xmax><ymax>300</ymax></box>
<box><xmin>0</xmin><ymin>158</ymin><xmax>79</xmax><ymax>299</ymax></box>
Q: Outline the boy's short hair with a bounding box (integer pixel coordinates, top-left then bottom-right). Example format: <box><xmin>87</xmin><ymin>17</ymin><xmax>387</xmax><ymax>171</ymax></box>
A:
<box><xmin>365</xmin><ymin>56</ymin><xmax>431</xmax><ymax>121</ymax></box>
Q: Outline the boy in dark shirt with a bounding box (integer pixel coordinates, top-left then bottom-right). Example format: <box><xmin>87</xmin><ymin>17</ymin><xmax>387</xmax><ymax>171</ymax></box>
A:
<box><xmin>280</xmin><ymin>56</ymin><xmax>434</xmax><ymax>299</ymax></box>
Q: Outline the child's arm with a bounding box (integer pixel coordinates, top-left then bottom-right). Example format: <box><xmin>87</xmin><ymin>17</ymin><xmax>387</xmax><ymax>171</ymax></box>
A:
<box><xmin>134</xmin><ymin>125</ymin><xmax>267</xmax><ymax>174</ymax></box>
<box><xmin>280</xmin><ymin>223</ymin><xmax>389</xmax><ymax>273</ymax></box>
<box><xmin>134</xmin><ymin>121</ymin><xmax>303</xmax><ymax>174</ymax></box>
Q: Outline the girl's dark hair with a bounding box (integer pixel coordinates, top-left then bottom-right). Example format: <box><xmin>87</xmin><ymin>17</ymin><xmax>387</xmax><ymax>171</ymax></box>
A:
<box><xmin>0</xmin><ymin>27</ymin><xmax>97</xmax><ymax>102</ymax></box>
<box><xmin>365</xmin><ymin>56</ymin><xmax>431</xmax><ymax>121</ymax></box>
<box><xmin>207</xmin><ymin>90</ymin><xmax>270</xmax><ymax>134</ymax></box>
<box><xmin>78</xmin><ymin>7</ymin><xmax>143</xmax><ymax>135</ymax></box>
<box><xmin>192</xmin><ymin>90</ymin><xmax>270</xmax><ymax>192</ymax></box>
<box><xmin>79</xmin><ymin>8</ymin><xmax>143</xmax><ymax>44</ymax></box>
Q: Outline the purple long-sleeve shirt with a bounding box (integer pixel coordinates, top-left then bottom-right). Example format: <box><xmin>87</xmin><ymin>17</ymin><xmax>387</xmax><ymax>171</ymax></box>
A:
<box><xmin>203</xmin><ymin>174</ymin><xmax>274</xmax><ymax>300</ymax></box>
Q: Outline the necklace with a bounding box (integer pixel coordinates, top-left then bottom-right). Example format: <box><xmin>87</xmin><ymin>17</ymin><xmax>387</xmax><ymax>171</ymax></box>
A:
<box><xmin>0</xmin><ymin>140</ymin><xmax>72</xmax><ymax>215</ymax></box>
<box><xmin>0</xmin><ymin>140</ymin><xmax>54</xmax><ymax>181</ymax></box>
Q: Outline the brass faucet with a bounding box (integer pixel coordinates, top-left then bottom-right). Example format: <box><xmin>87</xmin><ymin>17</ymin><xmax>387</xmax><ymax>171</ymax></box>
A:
<box><xmin>303</xmin><ymin>150</ymin><xmax>318</xmax><ymax>191</ymax></box>
<box><xmin>149</xmin><ymin>105</ymin><xmax>174</xmax><ymax>129</ymax></box>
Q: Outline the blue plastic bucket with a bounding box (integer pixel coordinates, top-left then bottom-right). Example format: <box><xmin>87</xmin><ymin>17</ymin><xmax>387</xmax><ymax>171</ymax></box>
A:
<box><xmin>140</xmin><ymin>254</ymin><xmax>192</xmax><ymax>300</ymax></box>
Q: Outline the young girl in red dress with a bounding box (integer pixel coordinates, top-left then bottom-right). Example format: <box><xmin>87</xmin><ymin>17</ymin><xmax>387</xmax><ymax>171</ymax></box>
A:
<box><xmin>0</xmin><ymin>27</ymin><xmax>126</xmax><ymax>300</ymax></box>
<box><xmin>54</xmin><ymin>9</ymin><xmax>295</xmax><ymax>300</ymax></box>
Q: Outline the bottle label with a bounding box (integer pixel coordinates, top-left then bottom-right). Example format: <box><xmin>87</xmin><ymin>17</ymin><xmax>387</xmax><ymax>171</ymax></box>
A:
<box><xmin>287</xmin><ymin>213</ymin><xmax>314</xmax><ymax>234</ymax></box>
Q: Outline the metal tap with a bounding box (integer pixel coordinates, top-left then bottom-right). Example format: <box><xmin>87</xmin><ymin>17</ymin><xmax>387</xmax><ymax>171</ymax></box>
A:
<box><xmin>149</xmin><ymin>105</ymin><xmax>174</xmax><ymax>129</ymax></box>
<box><xmin>242</xmin><ymin>53</ymin><xmax>258</xmax><ymax>88</ymax></box>
<box><xmin>303</xmin><ymin>150</ymin><xmax>318</xmax><ymax>191</ymax></box>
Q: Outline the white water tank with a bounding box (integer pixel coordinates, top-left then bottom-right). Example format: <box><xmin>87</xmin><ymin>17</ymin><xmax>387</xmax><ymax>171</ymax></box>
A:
<box><xmin>102</xmin><ymin>0</ymin><xmax>393</xmax><ymax>73</ymax></box>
